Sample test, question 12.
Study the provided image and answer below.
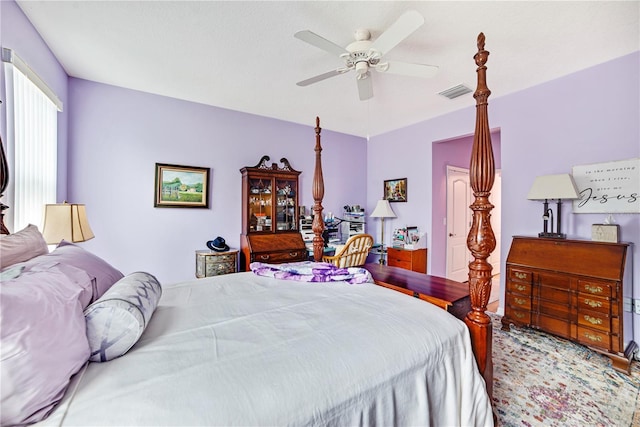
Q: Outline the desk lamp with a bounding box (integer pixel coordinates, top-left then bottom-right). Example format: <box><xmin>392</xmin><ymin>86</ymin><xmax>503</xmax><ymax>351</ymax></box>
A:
<box><xmin>527</xmin><ymin>174</ymin><xmax>580</xmax><ymax>239</ymax></box>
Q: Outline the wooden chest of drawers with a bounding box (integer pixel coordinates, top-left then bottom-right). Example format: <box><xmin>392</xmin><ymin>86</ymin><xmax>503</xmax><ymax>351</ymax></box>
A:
<box><xmin>503</xmin><ymin>236</ymin><xmax>636</xmax><ymax>374</ymax></box>
<box><xmin>387</xmin><ymin>247</ymin><xmax>427</xmax><ymax>273</ymax></box>
<box><xmin>195</xmin><ymin>249</ymin><xmax>238</xmax><ymax>278</ymax></box>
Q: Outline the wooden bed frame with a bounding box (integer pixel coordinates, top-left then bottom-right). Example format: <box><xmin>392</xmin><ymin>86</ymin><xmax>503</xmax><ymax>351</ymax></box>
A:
<box><xmin>0</xmin><ymin>33</ymin><xmax>495</xmax><ymax>400</ymax></box>
<box><xmin>311</xmin><ymin>33</ymin><xmax>496</xmax><ymax>399</ymax></box>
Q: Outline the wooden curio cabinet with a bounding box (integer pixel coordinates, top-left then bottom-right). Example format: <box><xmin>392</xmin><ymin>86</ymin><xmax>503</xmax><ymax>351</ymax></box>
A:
<box><xmin>240</xmin><ymin>156</ymin><xmax>307</xmax><ymax>271</ymax></box>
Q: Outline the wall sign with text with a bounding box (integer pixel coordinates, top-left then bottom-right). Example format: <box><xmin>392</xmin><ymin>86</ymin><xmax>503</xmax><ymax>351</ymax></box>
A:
<box><xmin>572</xmin><ymin>158</ymin><xmax>639</xmax><ymax>214</ymax></box>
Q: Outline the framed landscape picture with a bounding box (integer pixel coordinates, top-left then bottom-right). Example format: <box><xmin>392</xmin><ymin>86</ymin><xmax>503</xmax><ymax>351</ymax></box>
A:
<box><xmin>384</xmin><ymin>178</ymin><xmax>407</xmax><ymax>202</ymax></box>
<box><xmin>154</xmin><ymin>163</ymin><xmax>210</xmax><ymax>208</ymax></box>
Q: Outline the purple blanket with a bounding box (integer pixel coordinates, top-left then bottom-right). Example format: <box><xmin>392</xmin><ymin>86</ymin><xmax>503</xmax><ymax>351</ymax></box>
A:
<box><xmin>250</xmin><ymin>261</ymin><xmax>372</xmax><ymax>284</ymax></box>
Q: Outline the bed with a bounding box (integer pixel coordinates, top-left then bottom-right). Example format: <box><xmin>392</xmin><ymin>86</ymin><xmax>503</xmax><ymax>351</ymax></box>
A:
<box><xmin>0</xmin><ymin>33</ymin><xmax>496</xmax><ymax>426</ymax></box>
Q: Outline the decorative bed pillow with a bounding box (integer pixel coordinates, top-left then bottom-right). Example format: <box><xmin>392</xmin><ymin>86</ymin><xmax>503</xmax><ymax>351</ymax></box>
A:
<box><xmin>0</xmin><ymin>224</ymin><xmax>49</xmax><ymax>269</ymax></box>
<box><xmin>84</xmin><ymin>272</ymin><xmax>162</xmax><ymax>362</ymax></box>
<box><xmin>0</xmin><ymin>267</ymin><xmax>90</xmax><ymax>426</ymax></box>
<box><xmin>25</xmin><ymin>241</ymin><xmax>125</xmax><ymax>301</ymax></box>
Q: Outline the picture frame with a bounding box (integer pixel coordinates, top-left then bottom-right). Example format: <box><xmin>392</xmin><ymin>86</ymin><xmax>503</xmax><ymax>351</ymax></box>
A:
<box><xmin>406</xmin><ymin>226</ymin><xmax>419</xmax><ymax>245</ymax></box>
<box><xmin>384</xmin><ymin>178</ymin><xmax>407</xmax><ymax>202</ymax></box>
<box><xmin>154</xmin><ymin>163</ymin><xmax>210</xmax><ymax>208</ymax></box>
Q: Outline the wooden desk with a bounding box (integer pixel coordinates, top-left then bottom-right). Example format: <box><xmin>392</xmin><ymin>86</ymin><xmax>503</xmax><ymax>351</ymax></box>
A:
<box><xmin>363</xmin><ymin>263</ymin><xmax>471</xmax><ymax>321</ymax></box>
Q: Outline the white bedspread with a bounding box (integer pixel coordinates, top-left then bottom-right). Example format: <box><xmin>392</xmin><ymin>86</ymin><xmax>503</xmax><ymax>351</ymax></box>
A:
<box><xmin>38</xmin><ymin>272</ymin><xmax>493</xmax><ymax>426</ymax></box>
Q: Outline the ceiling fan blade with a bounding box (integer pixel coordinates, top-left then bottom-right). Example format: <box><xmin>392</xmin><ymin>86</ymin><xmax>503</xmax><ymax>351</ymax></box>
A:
<box><xmin>297</xmin><ymin>69</ymin><xmax>346</xmax><ymax>87</ymax></box>
<box><xmin>357</xmin><ymin>74</ymin><xmax>373</xmax><ymax>101</ymax></box>
<box><xmin>379</xmin><ymin>61</ymin><xmax>439</xmax><ymax>78</ymax></box>
<box><xmin>294</xmin><ymin>30</ymin><xmax>347</xmax><ymax>57</ymax></box>
<box><xmin>371</xmin><ymin>10</ymin><xmax>424</xmax><ymax>56</ymax></box>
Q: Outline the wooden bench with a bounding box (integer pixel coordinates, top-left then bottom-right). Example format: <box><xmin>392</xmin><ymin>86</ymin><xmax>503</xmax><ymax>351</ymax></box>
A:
<box><xmin>363</xmin><ymin>263</ymin><xmax>471</xmax><ymax>321</ymax></box>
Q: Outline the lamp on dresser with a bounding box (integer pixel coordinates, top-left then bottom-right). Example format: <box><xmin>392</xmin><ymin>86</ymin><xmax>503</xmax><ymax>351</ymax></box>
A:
<box><xmin>370</xmin><ymin>199</ymin><xmax>396</xmax><ymax>264</ymax></box>
<box><xmin>42</xmin><ymin>202</ymin><xmax>95</xmax><ymax>244</ymax></box>
<box><xmin>527</xmin><ymin>173</ymin><xmax>580</xmax><ymax>239</ymax></box>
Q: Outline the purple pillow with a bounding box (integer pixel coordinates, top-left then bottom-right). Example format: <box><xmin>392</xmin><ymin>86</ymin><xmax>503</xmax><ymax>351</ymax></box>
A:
<box><xmin>24</xmin><ymin>241</ymin><xmax>124</xmax><ymax>301</ymax></box>
<box><xmin>0</xmin><ymin>224</ymin><xmax>49</xmax><ymax>269</ymax></box>
<box><xmin>0</xmin><ymin>266</ymin><xmax>90</xmax><ymax>425</ymax></box>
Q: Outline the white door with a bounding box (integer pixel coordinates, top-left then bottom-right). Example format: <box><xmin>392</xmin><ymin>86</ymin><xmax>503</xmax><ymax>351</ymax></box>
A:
<box><xmin>446</xmin><ymin>166</ymin><xmax>502</xmax><ymax>281</ymax></box>
<box><xmin>446</xmin><ymin>166</ymin><xmax>473</xmax><ymax>282</ymax></box>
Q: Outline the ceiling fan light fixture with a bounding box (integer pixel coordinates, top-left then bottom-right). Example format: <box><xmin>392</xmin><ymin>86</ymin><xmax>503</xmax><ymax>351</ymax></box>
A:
<box><xmin>355</xmin><ymin>61</ymin><xmax>369</xmax><ymax>76</ymax></box>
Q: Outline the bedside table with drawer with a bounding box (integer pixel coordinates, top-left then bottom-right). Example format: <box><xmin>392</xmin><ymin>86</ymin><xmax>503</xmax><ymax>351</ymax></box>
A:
<box><xmin>386</xmin><ymin>247</ymin><xmax>427</xmax><ymax>273</ymax></box>
<box><xmin>195</xmin><ymin>249</ymin><xmax>238</xmax><ymax>278</ymax></box>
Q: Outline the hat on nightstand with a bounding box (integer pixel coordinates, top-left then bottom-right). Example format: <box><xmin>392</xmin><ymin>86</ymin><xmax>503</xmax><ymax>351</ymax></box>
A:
<box><xmin>207</xmin><ymin>236</ymin><xmax>229</xmax><ymax>252</ymax></box>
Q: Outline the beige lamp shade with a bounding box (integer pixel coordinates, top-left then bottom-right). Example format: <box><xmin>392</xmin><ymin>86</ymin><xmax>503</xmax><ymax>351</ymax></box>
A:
<box><xmin>42</xmin><ymin>202</ymin><xmax>95</xmax><ymax>244</ymax></box>
<box><xmin>527</xmin><ymin>174</ymin><xmax>580</xmax><ymax>200</ymax></box>
<box><xmin>370</xmin><ymin>199</ymin><xmax>397</xmax><ymax>218</ymax></box>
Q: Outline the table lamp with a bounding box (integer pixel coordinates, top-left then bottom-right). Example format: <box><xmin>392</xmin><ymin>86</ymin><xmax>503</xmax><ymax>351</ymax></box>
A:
<box><xmin>527</xmin><ymin>174</ymin><xmax>580</xmax><ymax>239</ymax></box>
<box><xmin>42</xmin><ymin>201</ymin><xmax>95</xmax><ymax>244</ymax></box>
<box><xmin>370</xmin><ymin>199</ymin><xmax>396</xmax><ymax>264</ymax></box>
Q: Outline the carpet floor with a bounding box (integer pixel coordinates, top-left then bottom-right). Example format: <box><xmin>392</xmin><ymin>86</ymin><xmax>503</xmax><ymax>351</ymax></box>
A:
<box><xmin>491</xmin><ymin>314</ymin><xmax>640</xmax><ymax>426</ymax></box>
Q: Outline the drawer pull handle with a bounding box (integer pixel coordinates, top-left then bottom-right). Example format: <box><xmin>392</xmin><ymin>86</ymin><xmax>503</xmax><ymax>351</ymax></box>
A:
<box><xmin>515</xmin><ymin>284</ymin><xmax>526</xmax><ymax>292</ymax></box>
<box><xmin>515</xmin><ymin>272</ymin><xmax>527</xmax><ymax>280</ymax></box>
<box><xmin>289</xmin><ymin>252</ymin><xmax>298</xmax><ymax>257</ymax></box>
<box><xmin>514</xmin><ymin>312</ymin><xmax>525</xmax><ymax>319</ymax></box>
<box><xmin>514</xmin><ymin>297</ymin><xmax>526</xmax><ymax>305</ymax></box>
<box><xmin>583</xmin><ymin>332</ymin><xmax>602</xmax><ymax>342</ymax></box>
<box><xmin>584</xmin><ymin>284</ymin><xmax>604</xmax><ymax>294</ymax></box>
<box><xmin>260</xmin><ymin>255</ymin><xmax>270</xmax><ymax>260</ymax></box>
<box><xmin>584</xmin><ymin>315</ymin><xmax>603</xmax><ymax>325</ymax></box>
<box><xmin>584</xmin><ymin>299</ymin><xmax>603</xmax><ymax>308</ymax></box>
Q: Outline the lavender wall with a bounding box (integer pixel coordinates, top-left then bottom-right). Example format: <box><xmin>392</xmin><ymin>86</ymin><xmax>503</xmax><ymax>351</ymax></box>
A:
<box><xmin>67</xmin><ymin>78</ymin><xmax>366</xmax><ymax>284</ymax></box>
<box><xmin>0</xmin><ymin>0</ymin><xmax>69</xmax><ymax>206</ymax></box>
<box><xmin>369</xmin><ymin>51</ymin><xmax>640</xmax><ymax>343</ymax></box>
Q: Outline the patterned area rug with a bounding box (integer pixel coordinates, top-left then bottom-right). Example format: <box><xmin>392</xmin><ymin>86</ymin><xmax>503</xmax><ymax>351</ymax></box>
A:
<box><xmin>491</xmin><ymin>314</ymin><xmax>640</xmax><ymax>426</ymax></box>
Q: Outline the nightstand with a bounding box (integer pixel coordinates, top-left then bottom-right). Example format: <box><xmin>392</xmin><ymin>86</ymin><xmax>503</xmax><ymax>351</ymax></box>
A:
<box><xmin>387</xmin><ymin>247</ymin><xmax>427</xmax><ymax>273</ymax></box>
<box><xmin>195</xmin><ymin>249</ymin><xmax>238</xmax><ymax>278</ymax></box>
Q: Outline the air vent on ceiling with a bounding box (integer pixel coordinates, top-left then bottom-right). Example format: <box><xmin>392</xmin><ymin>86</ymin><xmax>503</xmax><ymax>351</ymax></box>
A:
<box><xmin>438</xmin><ymin>84</ymin><xmax>472</xmax><ymax>100</ymax></box>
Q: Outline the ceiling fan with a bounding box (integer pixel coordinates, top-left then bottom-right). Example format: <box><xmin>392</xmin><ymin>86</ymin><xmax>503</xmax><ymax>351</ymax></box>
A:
<box><xmin>294</xmin><ymin>10</ymin><xmax>438</xmax><ymax>101</ymax></box>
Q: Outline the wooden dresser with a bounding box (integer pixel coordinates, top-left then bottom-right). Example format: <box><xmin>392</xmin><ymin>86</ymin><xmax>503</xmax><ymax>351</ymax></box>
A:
<box><xmin>387</xmin><ymin>247</ymin><xmax>427</xmax><ymax>273</ymax></box>
<box><xmin>503</xmin><ymin>236</ymin><xmax>636</xmax><ymax>374</ymax></box>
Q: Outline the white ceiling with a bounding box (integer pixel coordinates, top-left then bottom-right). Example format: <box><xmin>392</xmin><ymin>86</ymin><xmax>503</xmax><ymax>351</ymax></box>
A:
<box><xmin>15</xmin><ymin>1</ymin><xmax>640</xmax><ymax>138</ymax></box>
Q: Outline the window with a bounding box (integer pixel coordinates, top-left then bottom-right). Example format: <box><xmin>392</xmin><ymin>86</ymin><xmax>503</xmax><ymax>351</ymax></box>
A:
<box><xmin>2</xmin><ymin>48</ymin><xmax>62</xmax><ymax>232</ymax></box>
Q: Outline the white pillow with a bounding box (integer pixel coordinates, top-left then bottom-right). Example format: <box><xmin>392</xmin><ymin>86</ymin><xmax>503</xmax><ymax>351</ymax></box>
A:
<box><xmin>84</xmin><ymin>272</ymin><xmax>162</xmax><ymax>362</ymax></box>
<box><xmin>0</xmin><ymin>224</ymin><xmax>49</xmax><ymax>269</ymax></box>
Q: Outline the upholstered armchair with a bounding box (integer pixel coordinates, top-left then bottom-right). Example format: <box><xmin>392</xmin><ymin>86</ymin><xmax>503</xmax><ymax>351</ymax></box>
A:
<box><xmin>322</xmin><ymin>234</ymin><xmax>374</xmax><ymax>268</ymax></box>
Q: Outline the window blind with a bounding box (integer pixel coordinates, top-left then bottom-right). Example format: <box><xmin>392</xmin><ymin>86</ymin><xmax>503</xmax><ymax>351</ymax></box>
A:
<box><xmin>2</xmin><ymin>48</ymin><xmax>60</xmax><ymax>232</ymax></box>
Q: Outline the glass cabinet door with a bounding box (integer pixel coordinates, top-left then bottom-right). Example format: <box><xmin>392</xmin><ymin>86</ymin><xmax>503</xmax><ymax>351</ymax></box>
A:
<box><xmin>275</xmin><ymin>178</ymin><xmax>297</xmax><ymax>231</ymax></box>
<box><xmin>248</xmin><ymin>178</ymin><xmax>272</xmax><ymax>232</ymax></box>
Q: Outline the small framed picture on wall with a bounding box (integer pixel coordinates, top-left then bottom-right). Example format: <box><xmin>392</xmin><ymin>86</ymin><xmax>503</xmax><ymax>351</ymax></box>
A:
<box><xmin>154</xmin><ymin>163</ymin><xmax>210</xmax><ymax>208</ymax></box>
<box><xmin>384</xmin><ymin>178</ymin><xmax>407</xmax><ymax>202</ymax></box>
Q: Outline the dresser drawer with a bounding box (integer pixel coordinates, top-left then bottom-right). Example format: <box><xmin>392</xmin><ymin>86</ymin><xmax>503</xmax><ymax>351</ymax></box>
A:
<box><xmin>577</xmin><ymin>279</ymin><xmax>614</xmax><ymax>298</ymax></box>
<box><xmin>508</xmin><ymin>268</ymin><xmax>532</xmax><ymax>284</ymax></box>
<box><xmin>252</xmin><ymin>250</ymin><xmax>306</xmax><ymax>264</ymax></box>
<box><xmin>578</xmin><ymin>310</ymin><xmax>611</xmax><ymax>332</ymax></box>
<box><xmin>389</xmin><ymin>259</ymin><xmax>412</xmax><ymax>270</ymax></box>
<box><xmin>577</xmin><ymin>294</ymin><xmax>610</xmax><ymax>314</ymax></box>
<box><xmin>506</xmin><ymin>294</ymin><xmax>531</xmax><ymax>310</ymax></box>
<box><xmin>204</xmin><ymin>260</ymin><xmax>236</xmax><ymax>276</ymax></box>
<box><xmin>505</xmin><ymin>306</ymin><xmax>531</xmax><ymax>324</ymax></box>
<box><xmin>577</xmin><ymin>326</ymin><xmax>611</xmax><ymax>350</ymax></box>
<box><xmin>506</xmin><ymin>280</ymin><xmax>532</xmax><ymax>296</ymax></box>
<box><xmin>388</xmin><ymin>247</ymin><xmax>412</xmax><ymax>262</ymax></box>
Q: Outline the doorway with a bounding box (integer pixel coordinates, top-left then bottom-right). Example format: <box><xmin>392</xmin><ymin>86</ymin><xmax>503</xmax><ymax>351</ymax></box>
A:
<box><xmin>445</xmin><ymin>166</ymin><xmax>502</xmax><ymax>281</ymax></box>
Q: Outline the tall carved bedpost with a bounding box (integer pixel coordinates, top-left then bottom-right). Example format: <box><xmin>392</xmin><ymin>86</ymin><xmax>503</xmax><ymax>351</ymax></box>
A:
<box><xmin>312</xmin><ymin>117</ymin><xmax>325</xmax><ymax>261</ymax></box>
<box><xmin>465</xmin><ymin>33</ymin><xmax>495</xmax><ymax>398</ymax></box>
